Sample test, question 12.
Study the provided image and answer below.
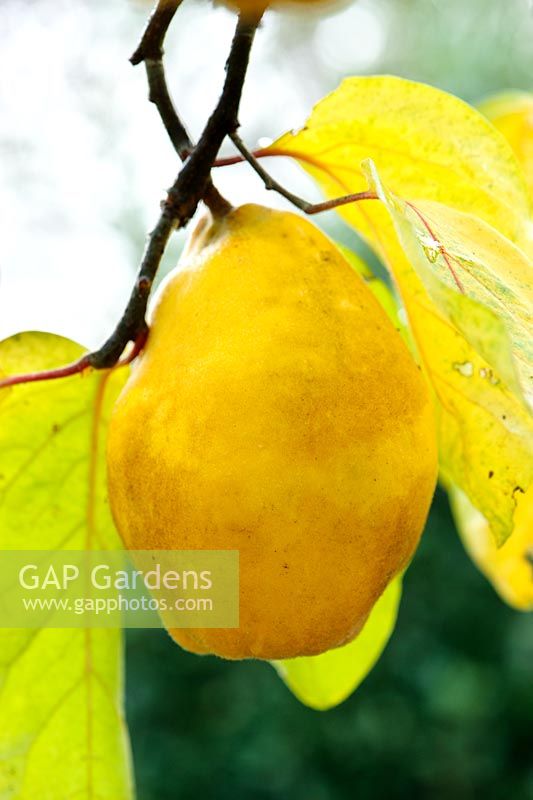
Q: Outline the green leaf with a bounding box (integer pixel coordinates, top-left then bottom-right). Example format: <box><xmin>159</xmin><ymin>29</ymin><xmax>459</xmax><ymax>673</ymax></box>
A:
<box><xmin>0</xmin><ymin>332</ymin><xmax>133</xmax><ymax>800</ymax></box>
<box><xmin>273</xmin><ymin>577</ymin><xmax>401</xmax><ymax>710</ymax></box>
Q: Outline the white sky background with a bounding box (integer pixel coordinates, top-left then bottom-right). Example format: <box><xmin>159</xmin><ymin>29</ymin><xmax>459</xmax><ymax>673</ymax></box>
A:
<box><xmin>0</xmin><ymin>0</ymin><xmax>532</xmax><ymax>349</ymax></box>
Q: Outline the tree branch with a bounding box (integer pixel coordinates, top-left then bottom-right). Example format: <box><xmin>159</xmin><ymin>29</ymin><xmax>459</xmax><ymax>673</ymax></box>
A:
<box><xmin>130</xmin><ymin>0</ymin><xmax>182</xmax><ymax>65</ymax></box>
<box><xmin>143</xmin><ymin>57</ymin><xmax>231</xmax><ymax>215</ymax></box>
<box><xmin>229</xmin><ymin>131</ymin><xmax>313</xmax><ymax>211</ymax></box>
<box><xmin>165</xmin><ymin>13</ymin><xmax>261</xmax><ymax>219</ymax></box>
<box><xmin>88</xmin><ymin>12</ymin><xmax>260</xmax><ymax>369</ymax></box>
<box><xmin>227</xmin><ymin>133</ymin><xmax>378</xmax><ymax>214</ymax></box>
<box><xmin>0</xmin><ymin>6</ymin><xmax>262</xmax><ymax>389</ymax></box>
<box><xmin>144</xmin><ymin>58</ymin><xmax>192</xmax><ymax>158</ymax></box>
<box><xmin>88</xmin><ymin>12</ymin><xmax>260</xmax><ymax>371</ymax></box>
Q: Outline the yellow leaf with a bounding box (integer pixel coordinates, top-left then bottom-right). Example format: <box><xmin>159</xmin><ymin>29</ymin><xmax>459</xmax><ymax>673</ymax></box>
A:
<box><xmin>479</xmin><ymin>91</ymin><xmax>533</xmax><ymax>200</ymax></box>
<box><xmin>274</xmin><ymin>577</ymin><xmax>401</xmax><ymax>710</ymax></box>
<box><xmin>267</xmin><ymin>76</ymin><xmax>532</xmax><ymax>249</ymax></box>
<box><xmin>364</xmin><ymin>163</ymin><xmax>533</xmax><ymax>546</ymax></box>
<box><xmin>428</xmin><ymin>309</ymin><xmax>531</xmax><ymax>547</ymax></box>
<box><xmin>364</xmin><ymin>162</ymin><xmax>533</xmax><ymax>405</ymax></box>
<box><xmin>0</xmin><ymin>333</ymin><xmax>133</xmax><ymax>800</ymax></box>
<box><xmin>268</xmin><ymin>76</ymin><xmax>533</xmax><ymax>546</ymax></box>
<box><xmin>449</xmin><ymin>484</ymin><xmax>533</xmax><ymax>611</ymax></box>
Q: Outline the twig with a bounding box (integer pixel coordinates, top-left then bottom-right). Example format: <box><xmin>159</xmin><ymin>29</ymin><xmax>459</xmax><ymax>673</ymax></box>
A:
<box><xmin>0</xmin><ymin>7</ymin><xmax>262</xmax><ymax>391</ymax></box>
<box><xmin>144</xmin><ymin>58</ymin><xmax>192</xmax><ymax>158</ymax></box>
<box><xmin>143</xmin><ymin>58</ymin><xmax>231</xmax><ymax>215</ymax></box>
<box><xmin>306</xmin><ymin>191</ymin><xmax>378</xmax><ymax>214</ymax></box>
<box><xmin>229</xmin><ymin>132</ymin><xmax>313</xmax><ymax>211</ymax></box>
<box><xmin>87</xmin><ymin>11</ymin><xmax>260</xmax><ymax>370</ymax></box>
<box><xmin>130</xmin><ymin>0</ymin><xmax>182</xmax><ymax>65</ymax></box>
<box><xmin>0</xmin><ymin>329</ymin><xmax>149</xmax><ymax>390</ymax></box>
<box><xmin>168</xmin><ymin>13</ymin><xmax>261</xmax><ymax>214</ymax></box>
<box><xmin>0</xmin><ymin>356</ymin><xmax>92</xmax><ymax>389</ymax></box>
<box><xmin>225</xmin><ymin>134</ymin><xmax>378</xmax><ymax>213</ymax></box>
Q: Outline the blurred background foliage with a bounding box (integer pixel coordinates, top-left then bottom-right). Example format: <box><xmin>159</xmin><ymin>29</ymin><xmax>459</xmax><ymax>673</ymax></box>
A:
<box><xmin>1</xmin><ymin>0</ymin><xmax>532</xmax><ymax>797</ymax></box>
<box><xmin>128</xmin><ymin>492</ymin><xmax>533</xmax><ymax>800</ymax></box>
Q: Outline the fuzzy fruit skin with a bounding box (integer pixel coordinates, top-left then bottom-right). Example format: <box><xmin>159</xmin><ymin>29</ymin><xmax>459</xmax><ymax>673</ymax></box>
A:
<box><xmin>107</xmin><ymin>204</ymin><xmax>437</xmax><ymax>660</ymax></box>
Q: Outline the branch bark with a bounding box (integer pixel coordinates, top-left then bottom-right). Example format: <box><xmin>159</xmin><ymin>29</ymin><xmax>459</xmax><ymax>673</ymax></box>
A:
<box><xmin>142</xmin><ymin>57</ymin><xmax>231</xmax><ymax>215</ymax></box>
<box><xmin>0</xmin><ymin>4</ymin><xmax>262</xmax><ymax>388</ymax></box>
<box><xmin>130</xmin><ymin>0</ymin><xmax>182</xmax><ymax>66</ymax></box>
<box><xmin>88</xmin><ymin>10</ymin><xmax>261</xmax><ymax>370</ymax></box>
<box><xmin>227</xmin><ymin>133</ymin><xmax>378</xmax><ymax>214</ymax></box>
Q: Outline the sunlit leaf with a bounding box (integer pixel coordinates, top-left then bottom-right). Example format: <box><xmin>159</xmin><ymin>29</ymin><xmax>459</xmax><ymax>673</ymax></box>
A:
<box><xmin>362</xmin><ymin>155</ymin><xmax>533</xmax><ymax>399</ymax></box>
<box><xmin>269</xmin><ymin>76</ymin><xmax>533</xmax><ymax>546</ymax></box>
<box><xmin>479</xmin><ymin>91</ymin><xmax>533</xmax><ymax>199</ymax></box>
<box><xmin>273</xmin><ymin>577</ymin><xmax>401</xmax><ymax>710</ymax></box>
<box><xmin>0</xmin><ymin>332</ymin><xmax>133</xmax><ymax>800</ymax></box>
<box><xmin>268</xmin><ymin>76</ymin><xmax>532</xmax><ymax>249</ymax></box>
<box><xmin>364</xmin><ymin>163</ymin><xmax>533</xmax><ymax>546</ymax></box>
<box><xmin>449</xmin><ymin>484</ymin><xmax>533</xmax><ymax>611</ymax></box>
<box><xmin>373</xmin><ymin>192</ymin><xmax>533</xmax><ymax>404</ymax></box>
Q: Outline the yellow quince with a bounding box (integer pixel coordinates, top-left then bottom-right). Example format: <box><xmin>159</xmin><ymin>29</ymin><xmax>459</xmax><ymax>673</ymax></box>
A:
<box><xmin>107</xmin><ymin>204</ymin><xmax>437</xmax><ymax>659</ymax></box>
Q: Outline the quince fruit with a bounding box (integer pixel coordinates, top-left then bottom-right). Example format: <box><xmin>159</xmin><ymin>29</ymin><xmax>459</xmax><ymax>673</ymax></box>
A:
<box><xmin>107</xmin><ymin>204</ymin><xmax>437</xmax><ymax>659</ymax></box>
